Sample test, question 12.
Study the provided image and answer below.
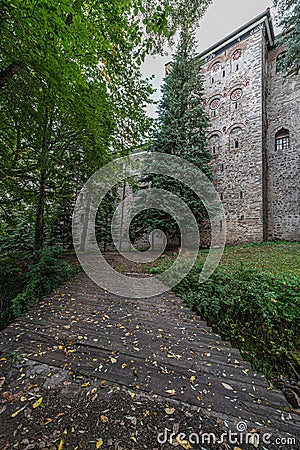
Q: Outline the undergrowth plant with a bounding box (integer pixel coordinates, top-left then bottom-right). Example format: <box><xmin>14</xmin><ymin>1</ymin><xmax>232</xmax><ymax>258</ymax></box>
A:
<box><xmin>149</xmin><ymin>247</ymin><xmax>300</xmax><ymax>379</ymax></box>
<box><xmin>12</xmin><ymin>246</ymin><xmax>79</xmax><ymax>316</ymax></box>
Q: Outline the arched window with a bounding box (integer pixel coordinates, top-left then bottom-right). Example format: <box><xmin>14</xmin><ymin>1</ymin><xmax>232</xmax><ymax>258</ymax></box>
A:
<box><xmin>210</xmin><ymin>61</ymin><xmax>222</xmax><ymax>83</ymax></box>
<box><xmin>276</xmin><ymin>52</ymin><xmax>287</xmax><ymax>74</ymax></box>
<box><xmin>275</xmin><ymin>128</ymin><xmax>290</xmax><ymax>150</ymax></box>
<box><xmin>231</xmin><ymin>49</ymin><xmax>243</xmax><ymax>72</ymax></box>
<box><xmin>229</xmin><ymin>127</ymin><xmax>244</xmax><ymax>150</ymax></box>
<box><xmin>209</xmin><ymin>98</ymin><xmax>221</xmax><ymax>118</ymax></box>
<box><xmin>209</xmin><ymin>134</ymin><xmax>221</xmax><ymax>155</ymax></box>
<box><xmin>230</xmin><ymin>88</ymin><xmax>243</xmax><ymax>112</ymax></box>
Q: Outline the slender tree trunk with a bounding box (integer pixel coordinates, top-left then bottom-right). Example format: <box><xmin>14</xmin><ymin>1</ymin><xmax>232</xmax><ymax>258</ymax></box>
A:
<box><xmin>34</xmin><ymin>168</ymin><xmax>47</xmax><ymax>251</ymax></box>
<box><xmin>79</xmin><ymin>192</ymin><xmax>91</xmax><ymax>252</ymax></box>
<box><xmin>34</xmin><ymin>108</ymin><xmax>53</xmax><ymax>251</ymax></box>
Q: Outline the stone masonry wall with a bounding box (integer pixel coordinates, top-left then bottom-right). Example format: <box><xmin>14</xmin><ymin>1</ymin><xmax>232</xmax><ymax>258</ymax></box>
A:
<box><xmin>201</xmin><ymin>26</ymin><xmax>266</xmax><ymax>245</ymax></box>
<box><xmin>266</xmin><ymin>48</ymin><xmax>300</xmax><ymax>241</ymax></box>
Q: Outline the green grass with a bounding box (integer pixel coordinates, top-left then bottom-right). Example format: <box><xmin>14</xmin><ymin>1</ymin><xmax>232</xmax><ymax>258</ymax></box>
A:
<box><xmin>205</xmin><ymin>241</ymin><xmax>300</xmax><ymax>276</ymax></box>
<box><xmin>149</xmin><ymin>241</ymin><xmax>300</xmax><ymax>276</ymax></box>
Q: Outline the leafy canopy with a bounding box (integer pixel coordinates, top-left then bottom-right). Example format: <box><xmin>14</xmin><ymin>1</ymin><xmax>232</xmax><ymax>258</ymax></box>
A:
<box><xmin>274</xmin><ymin>0</ymin><xmax>300</xmax><ymax>76</ymax></box>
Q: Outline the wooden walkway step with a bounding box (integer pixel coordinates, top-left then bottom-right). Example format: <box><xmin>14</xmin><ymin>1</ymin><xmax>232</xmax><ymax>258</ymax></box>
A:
<box><xmin>0</xmin><ymin>272</ymin><xmax>299</xmax><ymax>440</ymax></box>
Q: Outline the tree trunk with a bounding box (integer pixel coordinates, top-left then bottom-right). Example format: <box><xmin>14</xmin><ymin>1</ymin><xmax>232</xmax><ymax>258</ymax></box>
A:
<box><xmin>34</xmin><ymin>109</ymin><xmax>53</xmax><ymax>251</ymax></box>
<box><xmin>34</xmin><ymin>168</ymin><xmax>47</xmax><ymax>251</ymax></box>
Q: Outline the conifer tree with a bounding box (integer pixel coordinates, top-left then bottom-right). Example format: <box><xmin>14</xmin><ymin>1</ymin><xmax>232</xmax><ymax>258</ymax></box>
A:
<box><xmin>132</xmin><ymin>27</ymin><xmax>211</xmax><ymax>248</ymax></box>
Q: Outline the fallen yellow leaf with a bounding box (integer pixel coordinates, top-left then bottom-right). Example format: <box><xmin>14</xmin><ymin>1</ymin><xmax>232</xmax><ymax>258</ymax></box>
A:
<box><xmin>42</xmin><ymin>418</ymin><xmax>52</xmax><ymax>425</ymax></box>
<box><xmin>190</xmin><ymin>376</ymin><xmax>196</xmax><ymax>383</ymax></box>
<box><xmin>176</xmin><ymin>436</ymin><xmax>191</xmax><ymax>449</ymax></box>
<box><xmin>32</xmin><ymin>397</ymin><xmax>43</xmax><ymax>408</ymax></box>
<box><xmin>11</xmin><ymin>408</ymin><xmax>23</xmax><ymax>418</ymax></box>
<box><xmin>96</xmin><ymin>438</ymin><xmax>103</xmax><ymax>448</ymax></box>
<box><xmin>100</xmin><ymin>415</ymin><xmax>109</xmax><ymax>423</ymax></box>
<box><xmin>221</xmin><ymin>382</ymin><xmax>233</xmax><ymax>391</ymax></box>
<box><xmin>131</xmin><ymin>436</ymin><xmax>137</xmax><ymax>442</ymax></box>
<box><xmin>81</xmin><ymin>382</ymin><xmax>90</xmax><ymax>387</ymax></box>
<box><xmin>122</xmin><ymin>363</ymin><xmax>127</xmax><ymax>369</ymax></box>
<box><xmin>165</xmin><ymin>389</ymin><xmax>176</xmax><ymax>395</ymax></box>
<box><xmin>164</xmin><ymin>407</ymin><xmax>175</xmax><ymax>415</ymax></box>
<box><xmin>58</xmin><ymin>438</ymin><xmax>64</xmax><ymax>450</ymax></box>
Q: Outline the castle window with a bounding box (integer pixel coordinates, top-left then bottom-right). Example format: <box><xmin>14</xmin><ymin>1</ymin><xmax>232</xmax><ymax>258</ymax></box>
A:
<box><xmin>209</xmin><ymin>98</ymin><xmax>220</xmax><ymax>118</ymax></box>
<box><xmin>221</xmin><ymin>163</ymin><xmax>224</xmax><ymax>172</ymax></box>
<box><xmin>209</xmin><ymin>133</ymin><xmax>221</xmax><ymax>155</ymax></box>
<box><xmin>275</xmin><ymin>129</ymin><xmax>290</xmax><ymax>150</ymax></box>
<box><xmin>211</xmin><ymin>62</ymin><xmax>221</xmax><ymax>73</ymax></box>
<box><xmin>212</xmin><ymin>77</ymin><xmax>215</xmax><ymax>84</ymax></box>
<box><xmin>230</xmin><ymin>88</ymin><xmax>243</xmax><ymax>102</ymax></box>
<box><xmin>232</xmin><ymin>49</ymin><xmax>243</xmax><ymax>61</ymax></box>
<box><xmin>220</xmin><ymin>193</ymin><xmax>224</xmax><ymax>201</ymax></box>
<box><xmin>236</xmin><ymin>64</ymin><xmax>239</xmax><ymax>71</ymax></box>
<box><xmin>223</xmin><ymin>70</ymin><xmax>226</xmax><ymax>77</ymax></box>
<box><xmin>240</xmin><ymin>191</ymin><xmax>243</xmax><ymax>199</ymax></box>
<box><xmin>230</xmin><ymin>126</ymin><xmax>244</xmax><ymax>150</ymax></box>
<box><xmin>210</xmin><ymin>98</ymin><xmax>221</xmax><ymax>110</ymax></box>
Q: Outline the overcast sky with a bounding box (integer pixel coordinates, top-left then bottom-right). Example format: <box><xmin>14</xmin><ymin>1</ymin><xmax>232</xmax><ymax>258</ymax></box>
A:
<box><xmin>142</xmin><ymin>0</ymin><xmax>277</xmax><ymax>117</ymax></box>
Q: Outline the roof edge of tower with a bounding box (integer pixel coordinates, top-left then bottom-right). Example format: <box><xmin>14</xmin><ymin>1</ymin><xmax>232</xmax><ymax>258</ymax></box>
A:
<box><xmin>197</xmin><ymin>8</ymin><xmax>275</xmax><ymax>61</ymax></box>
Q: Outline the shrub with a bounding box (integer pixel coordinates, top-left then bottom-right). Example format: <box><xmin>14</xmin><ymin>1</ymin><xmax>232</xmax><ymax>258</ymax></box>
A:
<box><xmin>12</xmin><ymin>246</ymin><xmax>79</xmax><ymax>316</ymax></box>
<box><xmin>166</xmin><ymin>261</ymin><xmax>299</xmax><ymax>377</ymax></box>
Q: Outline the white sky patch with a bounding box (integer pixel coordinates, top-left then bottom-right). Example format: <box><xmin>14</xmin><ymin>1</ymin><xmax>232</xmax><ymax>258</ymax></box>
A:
<box><xmin>142</xmin><ymin>0</ymin><xmax>278</xmax><ymax>117</ymax></box>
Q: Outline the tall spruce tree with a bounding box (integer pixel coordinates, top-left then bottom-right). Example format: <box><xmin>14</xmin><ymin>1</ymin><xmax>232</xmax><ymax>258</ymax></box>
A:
<box><xmin>132</xmin><ymin>27</ymin><xmax>211</xmax><ymax>248</ymax></box>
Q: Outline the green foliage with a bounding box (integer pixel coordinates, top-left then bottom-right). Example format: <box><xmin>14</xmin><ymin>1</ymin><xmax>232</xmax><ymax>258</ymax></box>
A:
<box><xmin>12</xmin><ymin>247</ymin><xmax>79</xmax><ymax>317</ymax></box>
<box><xmin>274</xmin><ymin>0</ymin><xmax>300</xmax><ymax>76</ymax></box>
<box><xmin>0</xmin><ymin>0</ymin><xmax>213</xmax><ymax>326</ymax></box>
<box><xmin>149</xmin><ymin>243</ymin><xmax>300</xmax><ymax>377</ymax></box>
<box><xmin>131</xmin><ymin>27</ymin><xmax>211</xmax><ymax>247</ymax></box>
<box><xmin>177</xmin><ymin>266</ymin><xmax>299</xmax><ymax>376</ymax></box>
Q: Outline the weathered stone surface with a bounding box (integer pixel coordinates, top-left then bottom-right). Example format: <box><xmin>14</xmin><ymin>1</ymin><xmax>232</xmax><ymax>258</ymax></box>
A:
<box><xmin>200</xmin><ymin>12</ymin><xmax>299</xmax><ymax>245</ymax></box>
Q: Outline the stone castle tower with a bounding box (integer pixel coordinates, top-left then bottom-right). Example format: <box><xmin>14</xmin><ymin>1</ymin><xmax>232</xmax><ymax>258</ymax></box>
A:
<box><xmin>179</xmin><ymin>9</ymin><xmax>299</xmax><ymax>245</ymax></box>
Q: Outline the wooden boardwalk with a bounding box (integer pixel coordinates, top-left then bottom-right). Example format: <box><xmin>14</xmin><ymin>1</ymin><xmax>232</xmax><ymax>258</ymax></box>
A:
<box><xmin>0</xmin><ymin>272</ymin><xmax>299</xmax><ymax>439</ymax></box>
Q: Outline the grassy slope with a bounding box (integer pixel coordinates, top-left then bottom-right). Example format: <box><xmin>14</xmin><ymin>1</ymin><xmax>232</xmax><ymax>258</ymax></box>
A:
<box><xmin>198</xmin><ymin>241</ymin><xmax>300</xmax><ymax>277</ymax></box>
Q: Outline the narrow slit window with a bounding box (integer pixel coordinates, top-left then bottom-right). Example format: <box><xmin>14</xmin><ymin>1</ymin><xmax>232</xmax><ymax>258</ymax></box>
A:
<box><xmin>235</xmin><ymin>140</ymin><xmax>239</xmax><ymax>149</ymax></box>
